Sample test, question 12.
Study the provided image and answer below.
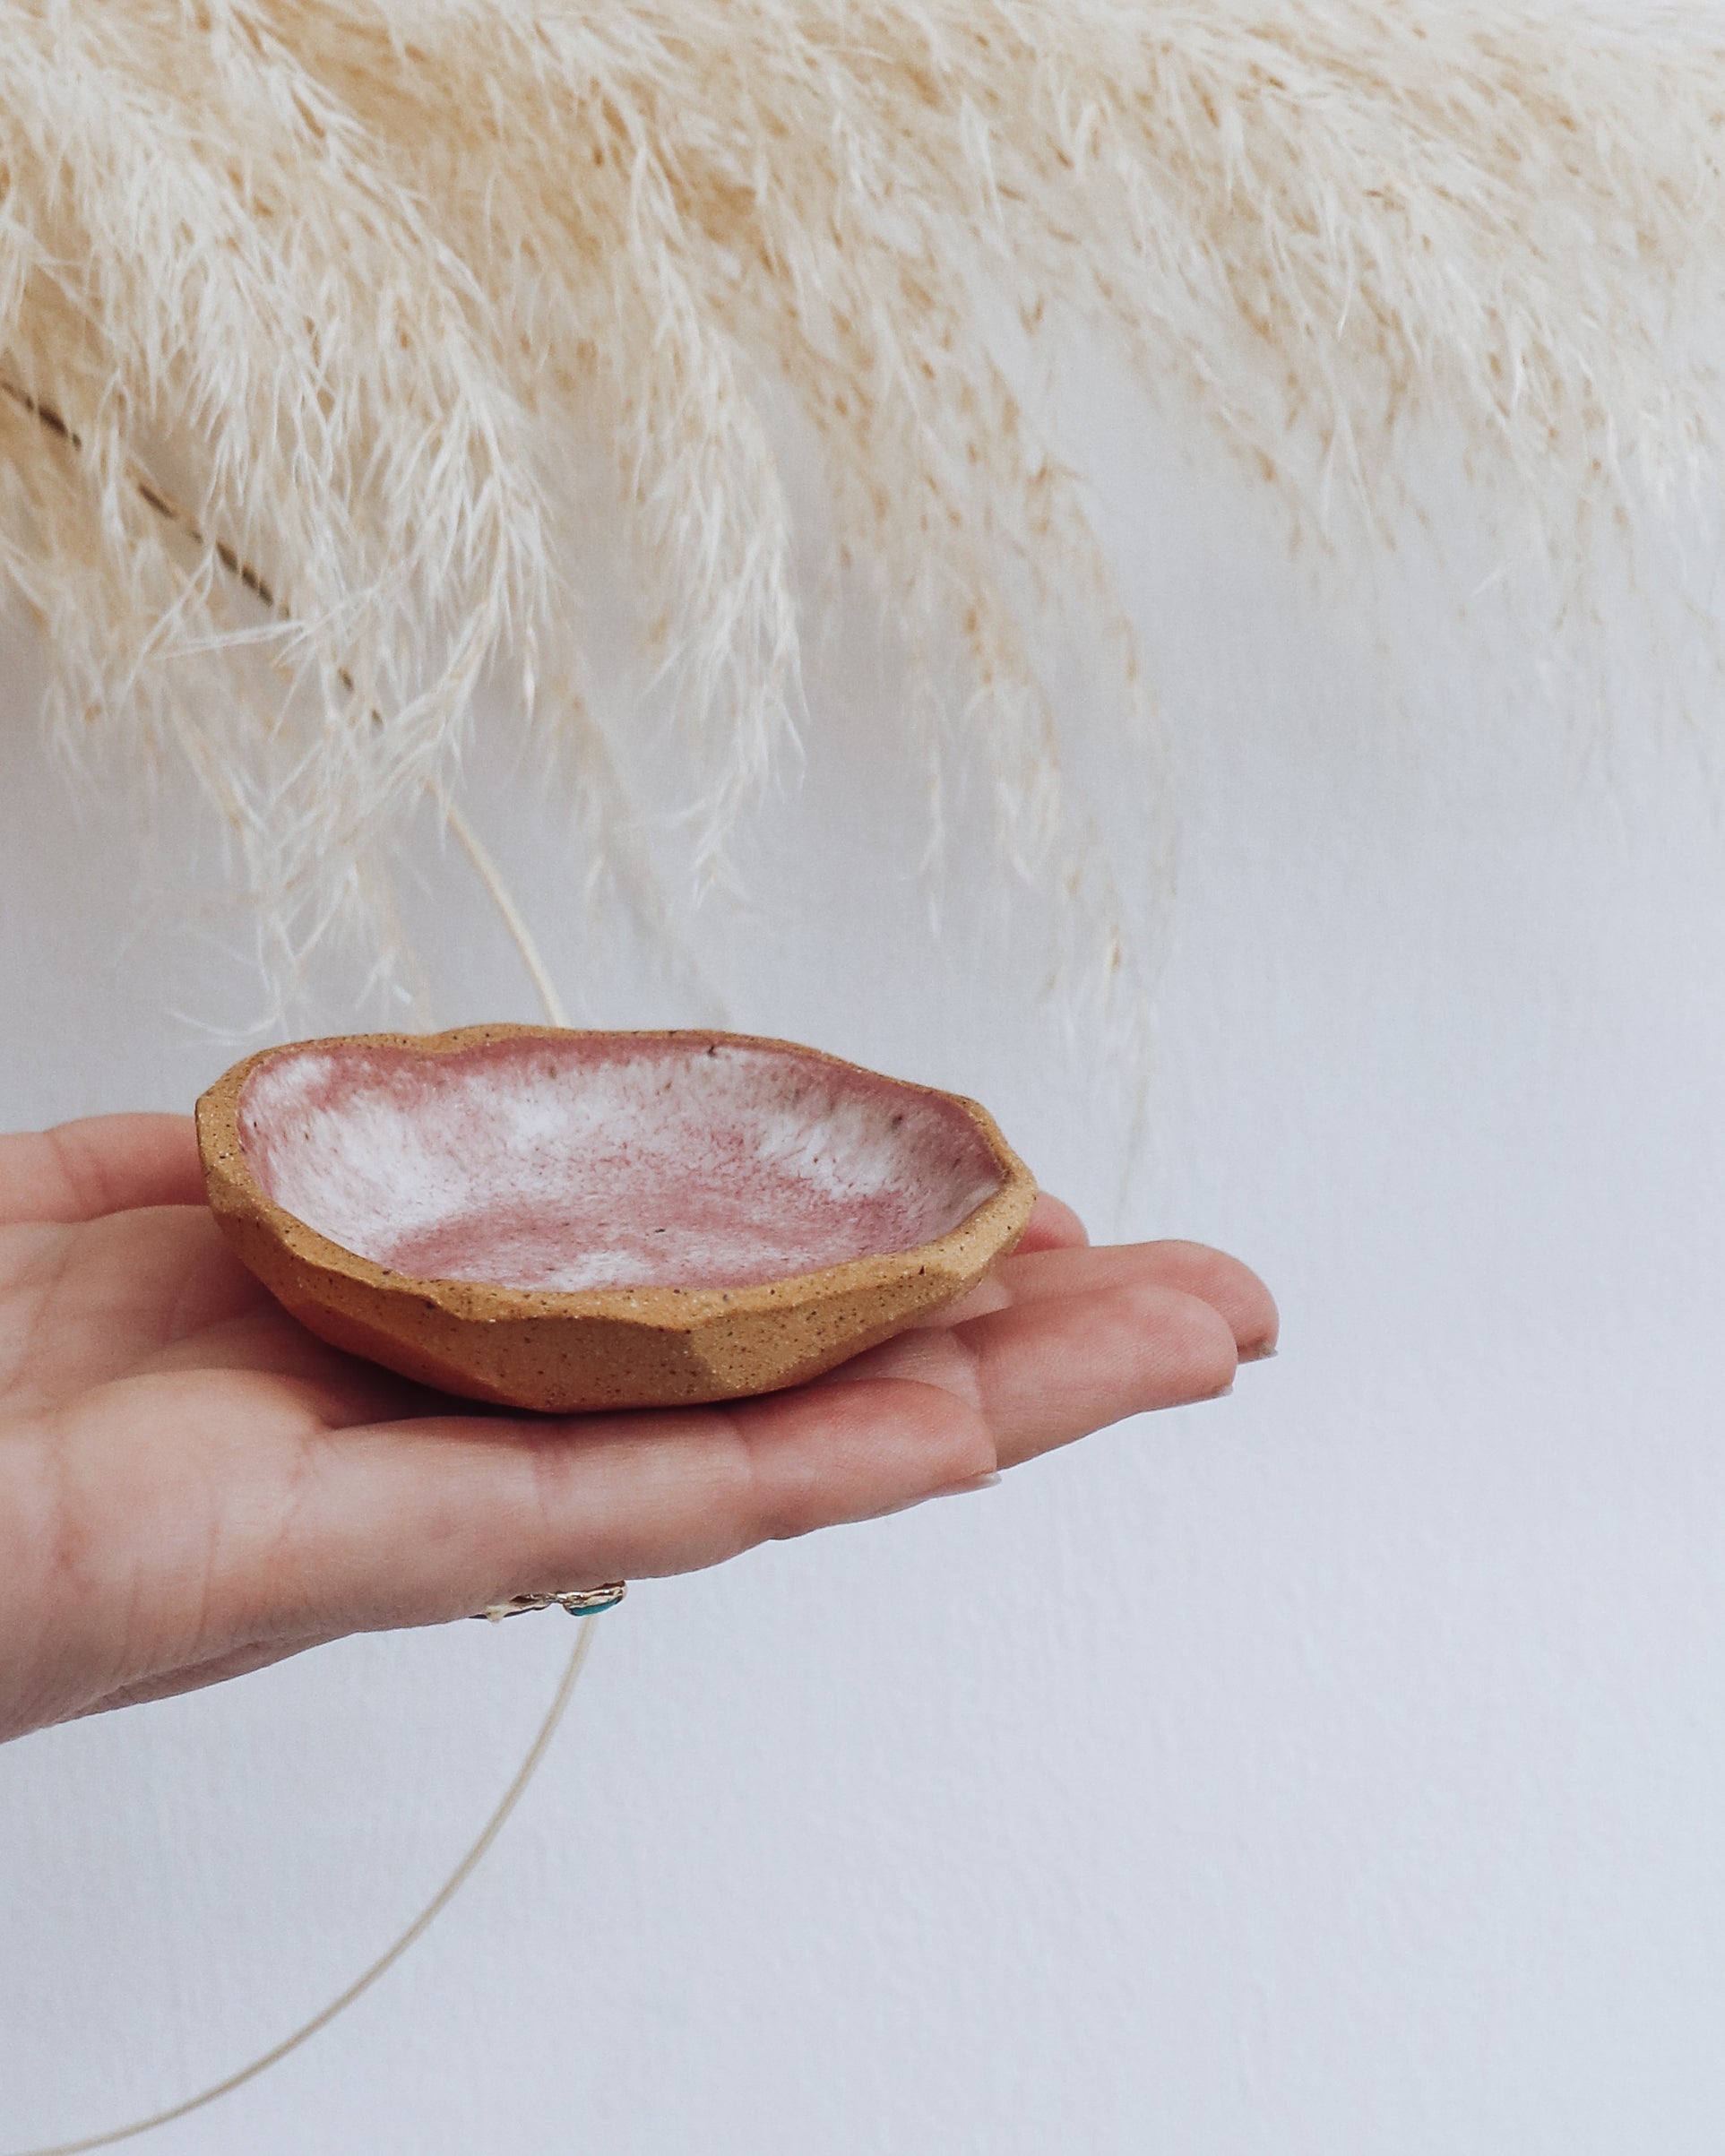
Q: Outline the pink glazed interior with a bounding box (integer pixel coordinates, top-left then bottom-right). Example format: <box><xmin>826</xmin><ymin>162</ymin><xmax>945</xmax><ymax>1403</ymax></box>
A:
<box><xmin>237</xmin><ymin>1034</ymin><xmax>1007</xmax><ymax>1294</ymax></box>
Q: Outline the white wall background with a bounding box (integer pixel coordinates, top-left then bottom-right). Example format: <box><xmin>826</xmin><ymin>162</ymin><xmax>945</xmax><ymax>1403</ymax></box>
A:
<box><xmin>4</xmin><ymin>371</ymin><xmax>1725</xmax><ymax>2156</ymax></box>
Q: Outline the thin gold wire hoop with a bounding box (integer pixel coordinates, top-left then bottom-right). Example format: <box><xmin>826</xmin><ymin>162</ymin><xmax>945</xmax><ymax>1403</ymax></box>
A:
<box><xmin>8</xmin><ymin>1619</ymin><xmax>601</xmax><ymax>2156</ymax></box>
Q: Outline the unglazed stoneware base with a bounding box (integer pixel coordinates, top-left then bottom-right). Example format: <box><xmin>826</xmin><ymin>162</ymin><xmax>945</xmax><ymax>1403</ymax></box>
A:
<box><xmin>196</xmin><ymin>1027</ymin><xmax>1037</xmax><ymax>1413</ymax></box>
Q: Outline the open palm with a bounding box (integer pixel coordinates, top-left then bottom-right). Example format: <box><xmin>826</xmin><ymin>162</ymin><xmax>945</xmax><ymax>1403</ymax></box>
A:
<box><xmin>0</xmin><ymin>1114</ymin><xmax>1275</xmax><ymax>1743</ymax></box>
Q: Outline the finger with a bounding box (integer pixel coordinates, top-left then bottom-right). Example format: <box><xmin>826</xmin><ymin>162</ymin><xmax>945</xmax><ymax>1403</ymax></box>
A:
<box><xmin>920</xmin><ymin>1238</ymin><xmax>1277</xmax><ymax>1357</ymax></box>
<box><xmin>962</xmin><ymin>1280</ymin><xmax>1239</xmax><ymax>1465</ymax></box>
<box><xmin>831</xmin><ymin>1274</ymin><xmax>1240</xmax><ymax>1468</ymax></box>
<box><xmin>1014</xmin><ymin>1193</ymin><xmax>1090</xmax><ymax>1254</ymax></box>
<box><xmin>983</xmin><ymin>1239</ymin><xmax>1278</xmax><ymax>1357</ymax></box>
<box><xmin>0</xmin><ymin>1115</ymin><xmax>204</xmax><ymax>1225</ymax></box>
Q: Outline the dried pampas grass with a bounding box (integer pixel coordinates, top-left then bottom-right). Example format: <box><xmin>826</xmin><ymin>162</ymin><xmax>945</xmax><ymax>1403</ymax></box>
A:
<box><xmin>3</xmin><ymin>0</ymin><xmax>1724</xmax><ymax>1009</ymax></box>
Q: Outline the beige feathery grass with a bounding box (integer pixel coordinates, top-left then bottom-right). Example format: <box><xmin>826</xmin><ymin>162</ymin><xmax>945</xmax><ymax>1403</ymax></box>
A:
<box><xmin>3</xmin><ymin>0</ymin><xmax>1725</xmax><ymax>1008</ymax></box>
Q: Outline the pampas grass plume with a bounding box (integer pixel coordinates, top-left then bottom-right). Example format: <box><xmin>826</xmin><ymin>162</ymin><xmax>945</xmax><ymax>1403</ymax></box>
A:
<box><xmin>3</xmin><ymin>0</ymin><xmax>1723</xmax><ymax>1003</ymax></box>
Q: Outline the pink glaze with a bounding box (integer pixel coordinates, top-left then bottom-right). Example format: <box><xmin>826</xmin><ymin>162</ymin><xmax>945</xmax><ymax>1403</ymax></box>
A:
<box><xmin>237</xmin><ymin>1034</ymin><xmax>1006</xmax><ymax>1293</ymax></box>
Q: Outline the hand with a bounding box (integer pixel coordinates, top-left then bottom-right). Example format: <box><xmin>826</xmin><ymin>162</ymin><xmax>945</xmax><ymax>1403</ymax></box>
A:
<box><xmin>0</xmin><ymin>1114</ymin><xmax>1276</xmax><ymax>1742</ymax></box>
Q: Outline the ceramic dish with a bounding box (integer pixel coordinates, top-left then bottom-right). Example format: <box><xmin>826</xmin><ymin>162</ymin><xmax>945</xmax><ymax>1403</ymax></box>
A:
<box><xmin>195</xmin><ymin>1025</ymin><xmax>1036</xmax><ymax>1412</ymax></box>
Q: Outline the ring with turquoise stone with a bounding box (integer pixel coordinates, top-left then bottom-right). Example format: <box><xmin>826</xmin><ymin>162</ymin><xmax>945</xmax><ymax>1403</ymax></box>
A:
<box><xmin>472</xmin><ymin>1583</ymin><xmax>627</xmax><ymax>1622</ymax></box>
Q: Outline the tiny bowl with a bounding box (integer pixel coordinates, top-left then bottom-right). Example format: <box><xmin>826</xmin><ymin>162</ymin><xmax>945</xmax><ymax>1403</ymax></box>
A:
<box><xmin>195</xmin><ymin>1025</ymin><xmax>1037</xmax><ymax>1414</ymax></box>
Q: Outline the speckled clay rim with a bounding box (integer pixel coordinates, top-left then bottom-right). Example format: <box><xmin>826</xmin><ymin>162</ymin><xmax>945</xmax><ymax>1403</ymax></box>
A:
<box><xmin>195</xmin><ymin>1025</ymin><xmax>1038</xmax><ymax>1335</ymax></box>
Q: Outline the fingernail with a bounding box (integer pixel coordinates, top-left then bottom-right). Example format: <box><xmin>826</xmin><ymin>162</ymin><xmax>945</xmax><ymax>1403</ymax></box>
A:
<box><xmin>928</xmin><ymin>1470</ymin><xmax>1003</xmax><ymax>1498</ymax></box>
<box><xmin>866</xmin><ymin>1470</ymin><xmax>1000</xmax><ymax>1521</ymax></box>
<box><xmin>1207</xmin><ymin>1381</ymin><xmax>1235</xmax><ymax>1400</ymax></box>
<box><xmin>1239</xmin><ymin>1341</ymin><xmax>1279</xmax><ymax>1364</ymax></box>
